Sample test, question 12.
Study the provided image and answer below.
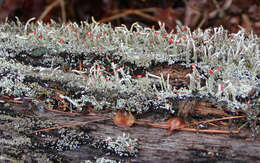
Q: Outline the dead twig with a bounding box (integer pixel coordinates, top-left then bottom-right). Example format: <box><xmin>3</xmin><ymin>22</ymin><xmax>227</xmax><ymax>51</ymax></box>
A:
<box><xmin>59</xmin><ymin>0</ymin><xmax>66</xmax><ymax>23</ymax></box>
<box><xmin>0</xmin><ymin>96</ymin><xmax>23</xmax><ymax>104</ymax></box>
<box><xmin>29</xmin><ymin>117</ymin><xmax>111</xmax><ymax>134</ymax></box>
<box><xmin>242</xmin><ymin>14</ymin><xmax>253</xmax><ymax>32</ymax></box>
<box><xmin>136</xmin><ymin>115</ymin><xmax>246</xmax><ymax>134</ymax></box>
<box><xmin>38</xmin><ymin>0</ymin><xmax>67</xmax><ymax>23</ymax></box>
<box><xmin>190</xmin><ymin>115</ymin><xmax>246</xmax><ymax>127</ymax></box>
<box><xmin>46</xmin><ymin>108</ymin><xmax>80</xmax><ymax>115</ymax></box>
<box><xmin>178</xmin><ymin>128</ymin><xmax>240</xmax><ymax>134</ymax></box>
<box><xmin>99</xmin><ymin>8</ymin><xmax>158</xmax><ymax>24</ymax></box>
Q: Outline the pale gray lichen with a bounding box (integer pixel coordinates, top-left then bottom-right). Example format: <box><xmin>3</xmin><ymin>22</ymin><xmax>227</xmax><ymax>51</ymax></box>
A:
<box><xmin>103</xmin><ymin>133</ymin><xmax>138</xmax><ymax>157</ymax></box>
<box><xmin>0</xmin><ymin>18</ymin><xmax>259</xmax><ymax>116</ymax></box>
<box><xmin>83</xmin><ymin>157</ymin><xmax>119</xmax><ymax>163</ymax></box>
<box><xmin>95</xmin><ymin>157</ymin><xmax>119</xmax><ymax>163</ymax></box>
<box><xmin>0</xmin><ymin>18</ymin><xmax>259</xmax><ymax>161</ymax></box>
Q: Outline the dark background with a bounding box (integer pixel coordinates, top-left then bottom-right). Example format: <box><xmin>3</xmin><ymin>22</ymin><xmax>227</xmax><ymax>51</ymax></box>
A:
<box><xmin>0</xmin><ymin>0</ymin><xmax>259</xmax><ymax>35</ymax></box>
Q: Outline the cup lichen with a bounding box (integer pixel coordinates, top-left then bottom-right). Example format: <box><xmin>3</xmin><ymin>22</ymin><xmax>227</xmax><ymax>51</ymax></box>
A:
<box><xmin>0</xmin><ymin>18</ymin><xmax>259</xmax><ymax>137</ymax></box>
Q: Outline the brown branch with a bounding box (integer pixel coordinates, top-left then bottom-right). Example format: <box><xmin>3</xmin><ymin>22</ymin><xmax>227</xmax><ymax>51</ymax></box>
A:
<box><xmin>99</xmin><ymin>8</ymin><xmax>158</xmax><ymax>24</ymax></box>
<box><xmin>59</xmin><ymin>0</ymin><xmax>66</xmax><ymax>23</ymax></box>
<box><xmin>136</xmin><ymin>115</ymin><xmax>246</xmax><ymax>135</ymax></box>
<box><xmin>191</xmin><ymin>115</ymin><xmax>246</xmax><ymax>126</ymax></box>
<box><xmin>242</xmin><ymin>14</ymin><xmax>253</xmax><ymax>31</ymax></box>
<box><xmin>132</xmin><ymin>10</ymin><xmax>158</xmax><ymax>22</ymax></box>
<box><xmin>99</xmin><ymin>9</ymin><xmax>134</xmax><ymax>23</ymax></box>
<box><xmin>178</xmin><ymin>128</ymin><xmax>240</xmax><ymax>134</ymax></box>
<box><xmin>29</xmin><ymin>117</ymin><xmax>111</xmax><ymax>134</ymax></box>
<box><xmin>38</xmin><ymin>0</ymin><xmax>67</xmax><ymax>23</ymax></box>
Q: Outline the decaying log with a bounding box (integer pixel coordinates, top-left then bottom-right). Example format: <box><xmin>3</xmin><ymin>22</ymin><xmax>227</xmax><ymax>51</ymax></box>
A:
<box><xmin>17</xmin><ymin>105</ymin><xmax>260</xmax><ymax>162</ymax></box>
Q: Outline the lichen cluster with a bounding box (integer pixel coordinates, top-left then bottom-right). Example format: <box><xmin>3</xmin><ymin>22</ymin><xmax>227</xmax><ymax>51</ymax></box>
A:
<box><xmin>0</xmin><ymin>18</ymin><xmax>259</xmax><ymax>137</ymax></box>
<box><xmin>84</xmin><ymin>157</ymin><xmax>118</xmax><ymax>163</ymax></box>
<box><xmin>102</xmin><ymin>133</ymin><xmax>138</xmax><ymax>157</ymax></box>
<box><xmin>0</xmin><ymin>106</ymin><xmax>64</xmax><ymax>162</ymax></box>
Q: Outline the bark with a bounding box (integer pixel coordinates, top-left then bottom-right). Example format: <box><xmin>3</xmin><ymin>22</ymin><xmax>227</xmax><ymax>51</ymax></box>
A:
<box><xmin>29</xmin><ymin>107</ymin><xmax>260</xmax><ymax>163</ymax></box>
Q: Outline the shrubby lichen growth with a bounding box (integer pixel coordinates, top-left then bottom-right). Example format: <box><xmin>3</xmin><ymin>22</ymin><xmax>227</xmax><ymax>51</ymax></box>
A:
<box><xmin>0</xmin><ymin>18</ymin><xmax>259</xmax><ymax>136</ymax></box>
<box><xmin>0</xmin><ymin>105</ymin><xmax>66</xmax><ymax>162</ymax></box>
<box><xmin>84</xmin><ymin>157</ymin><xmax>119</xmax><ymax>163</ymax></box>
<box><xmin>102</xmin><ymin>133</ymin><xmax>138</xmax><ymax>157</ymax></box>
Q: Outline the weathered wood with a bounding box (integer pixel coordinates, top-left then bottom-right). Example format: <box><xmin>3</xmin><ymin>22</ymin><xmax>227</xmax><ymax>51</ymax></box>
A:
<box><xmin>84</xmin><ymin>119</ymin><xmax>260</xmax><ymax>162</ymax></box>
<box><xmin>25</xmin><ymin>106</ymin><xmax>260</xmax><ymax>162</ymax></box>
<box><xmin>0</xmin><ymin>100</ymin><xmax>259</xmax><ymax>162</ymax></box>
<box><xmin>0</xmin><ymin>21</ymin><xmax>259</xmax><ymax>163</ymax></box>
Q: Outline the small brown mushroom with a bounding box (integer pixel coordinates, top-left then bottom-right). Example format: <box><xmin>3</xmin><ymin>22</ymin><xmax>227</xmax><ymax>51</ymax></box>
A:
<box><xmin>167</xmin><ymin>117</ymin><xmax>186</xmax><ymax>135</ymax></box>
<box><xmin>113</xmin><ymin>111</ymin><xmax>135</xmax><ymax>127</ymax></box>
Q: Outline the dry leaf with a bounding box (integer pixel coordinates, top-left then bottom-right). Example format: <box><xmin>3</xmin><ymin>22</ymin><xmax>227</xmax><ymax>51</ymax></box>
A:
<box><xmin>113</xmin><ymin>111</ymin><xmax>135</xmax><ymax>127</ymax></box>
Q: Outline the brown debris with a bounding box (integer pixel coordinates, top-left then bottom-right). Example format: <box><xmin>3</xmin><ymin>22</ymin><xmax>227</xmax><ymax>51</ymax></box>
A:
<box><xmin>194</xmin><ymin>101</ymin><xmax>228</xmax><ymax>116</ymax></box>
<box><xmin>178</xmin><ymin>98</ymin><xmax>197</xmax><ymax>119</ymax></box>
<box><xmin>178</xmin><ymin>99</ymin><xmax>228</xmax><ymax>119</ymax></box>
<box><xmin>113</xmin><ymin>111</ymin><xmax>135</xmax><ymax>127</ymax></box>
<box><xmin>149</xmin><ymin>64</ymin><xmax>192</xmax><ymax>88</ymax></box>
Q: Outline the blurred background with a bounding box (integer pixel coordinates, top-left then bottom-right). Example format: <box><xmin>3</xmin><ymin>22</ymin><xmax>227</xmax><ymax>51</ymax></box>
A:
<box><xmin>0</xmin><ymin>0</ymin><xmax>259</xmax><ymax>35</ymax></box>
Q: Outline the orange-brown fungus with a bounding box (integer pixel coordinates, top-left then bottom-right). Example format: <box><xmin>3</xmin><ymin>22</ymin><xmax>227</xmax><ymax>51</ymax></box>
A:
<box><xmin>113</xmin><ymin>111</ymin><xmax>135</xmax><ymax>127</ymax></box>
